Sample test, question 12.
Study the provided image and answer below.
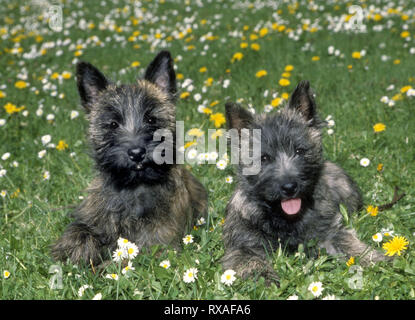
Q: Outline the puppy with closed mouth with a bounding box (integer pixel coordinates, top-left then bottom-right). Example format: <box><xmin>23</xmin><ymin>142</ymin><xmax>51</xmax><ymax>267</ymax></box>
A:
<box><xmin>51</xmin><ymin>51</ymin><xmax>208</xmax><ymax>266</ymax></box>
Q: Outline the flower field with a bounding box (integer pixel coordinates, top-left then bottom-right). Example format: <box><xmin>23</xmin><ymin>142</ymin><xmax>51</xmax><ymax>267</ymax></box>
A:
<box><xmin>1</xmin><ymin>0</ymin><xmax>415</xmax><ymax>300</ymax></box>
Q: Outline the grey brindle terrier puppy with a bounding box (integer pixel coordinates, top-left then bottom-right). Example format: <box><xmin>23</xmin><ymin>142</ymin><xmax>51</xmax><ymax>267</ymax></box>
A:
<box><xmin>52</xmin><ymin>51</ymin><xmax>207</xmax><ymax>266</ymax></box>
<box><xmin>222</xmin><ymin>80</ymin><xmax>389</xmax><ymax>284</ymax></box>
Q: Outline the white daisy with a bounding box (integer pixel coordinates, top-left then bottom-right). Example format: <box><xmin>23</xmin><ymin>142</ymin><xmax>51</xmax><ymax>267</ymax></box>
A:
<box><xmin>208</xmin><ymin>152</ymin><xmax>218</xmax><ymax>162</ymax></box>
<box><xmin>1</xmin><ymin>152</ymin><xmax>10</xmax><ymax>161</ymax></box>
<box><xmin>223</xmin><ymin>79</ymin><xmax>230</xmax><ymax>88</ymax></box>
<box><xmin>183</xmin><ymin>234</ymin><xmax>194</xmax><ymax>245</ymax></box>
<box><xmin>41</xmin><ymin>134</ymin><xmax>52</xmax><ymax>145</ymax></box>
<box><xmin>122</xmin><ymin>261</ymin><xmax>135</xmax><ymax>274</ymax></box>
<box><xmin>196</xmin><ymin>217</ymin><xmax>206</xmax><ymax>226</ymax></box>
<box><xmin>105</xmin><ymin>273</ymin><xmax>119</xmax><ymax>280</ymax></box>
<box><xmin>78</xmin><ymin>284</ymin><xmax>92</xmax><ymax>297</ymax></box>
<box><xmin>221</xmin><ymin>269</ymin><xmax>236</xmax><ymax>286</ymax></box>
<box><xmin>372</xmin><ymin>232</ymin><xmax>383</xmax><ymax>243</ymax></box>
<box><xmin>159</xmin><ymin>260</ymin><xmax>171</xmax><ymax>269</ymax></box>
<box><xmin>117</xmin><ymin>237</ymin><xmax>130</xmax><ymax>249</ymax></box>
<box><xmin>38</xmin><ymin>150</ymin><xmax>47</xmax><ymax>159</ymax></box>
<box><xmin>183</xmin><ymin>268</ymin><xmax>198</xmax><ymax>283</ymax></box>
<box><xmin>92</xmin><ymin>293</ymin><xmax>102</xmax><ymax>300</ymax></box>
<box><xmin>70</xmin><ymin>110</ymin><xmax>80</xmax><ymax>119</ymax></box>
<box><xmin>360</xmin><ymin>158</ymin><xmax>370</xmax><ymax>167</ymax></box>
<box><xmin>0</xmin><ymin>169</ymin><xmax>7</xmax><ymax>177</ymax></box>
<box><xmin>216</xmin><ymin>159</ymin><xmax>227</xmax><ymax>170</ymax></box>
<box><xmin>186</xmin><ymin>148</ymin><xmax>198</xmax><ymax>160</ymax></box>
<box><xmin>225</xmin><ymin>176</ymin><xmax>233</xmax><ymax>183</ymax></box>
<box><xmin>0</xmin><ymin>119</ymin><xmax>6</xmax><ymax>126</ymax></box>
<box><xmin>193</xmin><ymin>93</ymin><xmax>202</xmax><ymax>101</ymax></box>
<box><xmin>380</xmin><ymin>96</ymin><xmax>389</xmax><ymax>104</ymax></box>
<box><xmin>125</xmin><ymin>242</ymin><xmax>139</xmax><ymax>260</ymax></box>
<box><xmin>286</xmin><ymin>294</ymin><xmax>299</xmax><ymax>300</ymax></box>
<box><xmin>43</xmin><ymin>171</ymin><xmax>50</xmax><ymax>180</ymax></box>
<box><xmin>3</xmin><ymin>270</ymin><xmax>11</xmax><ymax>279</ymax></box>
<box><xmin>112</xmin><ymin>248</ymin><xmax>126</xmax><ymax>262</ymax></box>
<box><xmin>308</xmin><ymin>281</ymin><xmax>324</xmax><ymax>297</ymax></box>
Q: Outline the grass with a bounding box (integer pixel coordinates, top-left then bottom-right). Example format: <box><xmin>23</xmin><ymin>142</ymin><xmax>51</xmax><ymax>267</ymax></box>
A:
<box><xmin>1</xmin><ymin>0</ymin><xmax>415</xmax><ymax>300</ymax></box>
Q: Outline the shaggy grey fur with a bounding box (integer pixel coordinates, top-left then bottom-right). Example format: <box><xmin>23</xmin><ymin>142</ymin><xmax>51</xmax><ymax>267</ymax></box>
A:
<box><xmin>222</xmin><ymin>80</ymin><xmax>388</xmax><ymax>284</ymax></box>
<box><xmin>51</xmin><ymin>51</ymin><xmax>207</xmax><ymax>266</ymax></box>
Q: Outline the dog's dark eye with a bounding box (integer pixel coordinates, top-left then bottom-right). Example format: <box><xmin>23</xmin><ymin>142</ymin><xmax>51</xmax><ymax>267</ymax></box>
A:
<box><xmin>295</xmin><ymin>148</ymin><xmax>306</xmax><ymax>156</ymax></box>
<box><xmin>110</xmin><ymin>121</ymin><xmax>119</xmax><ymax>129</ymax></box>
<box><xmin>261</xmin><ymin>154</ymin><xmax>270</xmax><ymax>162</ymax></box>
<box><xmin>145</xmin><ymin>115</ymin><xmax>156</xmax><ymax>124</ymax></box>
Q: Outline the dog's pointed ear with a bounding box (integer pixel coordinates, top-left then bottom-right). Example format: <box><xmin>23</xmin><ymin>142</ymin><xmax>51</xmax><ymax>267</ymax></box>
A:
<box><xmin>144</xmin><ymin>50</ymin><xmax>177</xmax><ymax>99</ymax></box>
<box><xmin>288</xmin><ymin>80</ymin><xmax>317</xmax><ymax>123</ymax></box>
<box><xmin>76</xmin><ymin>61</ymin><xmax>109</xmax><ymax>112</ymax></box>
<box><xmin>225</xmin><ymin>102</ymin><xmax>254</xmax><ymax>131</ymax></box>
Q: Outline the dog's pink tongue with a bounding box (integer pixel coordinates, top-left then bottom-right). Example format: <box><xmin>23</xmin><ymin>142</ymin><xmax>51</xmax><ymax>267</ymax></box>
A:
<box><xmin>281</xmin><ymin>198</ymin><xmax>302</xmax><ymax>215</ymax></box>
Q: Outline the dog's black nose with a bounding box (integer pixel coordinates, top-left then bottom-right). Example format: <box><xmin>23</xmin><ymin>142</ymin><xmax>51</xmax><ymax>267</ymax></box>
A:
<box><xmin>128</xmin><ymin>147</ymin><xmax>146</xmax><ymax>163</ymax></box>
<box><xmin>281</xmin><ymin>182</ymin><xmax>298</xmax><ymax>197</ymax></box>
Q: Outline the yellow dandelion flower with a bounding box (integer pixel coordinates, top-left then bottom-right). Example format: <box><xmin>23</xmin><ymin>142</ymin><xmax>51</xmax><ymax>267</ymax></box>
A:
<box><xmin>393</xmin><ymin>59</ymin><xmax>401</xmax><ymax>65</ymax></box>
<box><xmin>56</xmin><ymin>140</ymin><xmax>68</xmax><ymax>151</ymax></box>
<box><xmin>392</xmin><ymin>93</ymin><xmax>403</xmax><ymax>101</ymax></box>
<box><xmin>351</xmin><ymin>51</ymin><xmax>361</xmax><ymax>59</ymax></box>
<box><xmin>176</xmin><ymin>73</ymin><xmax>184</xmax><ymax>80</ymax></box>
<box><xmin>400</xmin><ymin>31</ymin><xmax>410</xmax><ymax>38</ymax></box>
<box><xmin>210</xmin><ymin>100</ymin><xmax>219</xmax><ymax>107</ymax></box>
<box><xmin>204</xmin><ymin>77</ymin><xmax>214</xmax><ymax>86</ymax></box>
<box><xmin>279</xmin><ymin>78</ymin><xmax>290</xmax><ymax>87</ymax></box>
<box><xmin>383</xmin><ymin>236</ymin><xmax>409</xmax><ymax>257</ymax></box>
<box><xmin>255</xmin><ymin>70</ymin><xmax>267</xmax><ymax>78</ymax></box>
<box><xmin>249</xmin><ymin>33</ymin><xmax>258</xmax><ymax>41</ymax></box>
<box><xmin>377</xmin><ymin>163</ymin><xmax>383</xmax><ymax>172</ymax></box>
<box><xmin>211</xmin><ymin>129</ymin><xmax>223</xmax><ymax>139</ymax></box>
<box><xmin>131</xmin><ymin>61</ymin><xmax>141</xmax><ymax>67</ymax></box>
<box><xmin>184</xmin><ymin>141</ymin><xmax>196</xmax><ymax>149</ymax></box>
<box><xmin>311</xmin><ymin>56</ymin><xmax>320</xmax><ymax>61</ymax></box>
<box><xmin>281</xmin><ymin>72</ymin><xmax>291</xmax><ymax>78</ymax></box>
<box><xmin>278</xmin><ymin>25</ymin><xmax>286</xmax><ymax>32</ymax></box>
<box><xmin>259</xmin><ymin>27</ymin><xmax>268</xmax><ymax>37</ymax></box>
<box><xmin>4</xmin><ymin>102</ymin><xmax>25</xmax><ymax>114</ymax></box>
<box><xmin>50</xmin><ymin>72</ymin><xmax>60</xmax><ymax>80</ymax></box>
<box><xmin>284</xmin><ymin>65</ymin><xmax>294</xmax><ymax>72</ymax></box>
<box><xmin>240</xmin><ymin>42</ymin><xmax>248</xmax><ymax>49</ymax></box>
<box><xmin>180</xmin><ymin>92</ymin><xmax>190</xmax><ymax>99</ymax></box>
<box><xmin>400</xmin><ymin>85</ymin><xmax>412</xmax><ymax>93</ymax></box>
<box><xmin>281</xmin><ymin>92</ymin><xmax>290</xmax><ymax>100</ymax></box>
<box><xmin>202</xmin><ymin>107</ymin><xmax>212</xmax><ymax>114</ymax></box>
<box><xmin>367</xmin><ymin>205</ymin><xmax>379</xmax><ymax>217</ymax></box>
<box><xmin>346</xmin><ymin>256</ymin><xmax>355</xmax><ymax>267</ymax></box>
<box><xmin>373</xmin><ymin>123</ymin><xmax>386</xmax><ymax>133</ymax></box>
<box><xmin>231</xmin><ymin>52</ymin><xmax>244</xmax><ymax>63</ymax></box>
<box><xmin>199</xmin><ymin>66</ymin><xmax>207</xmax><ymax>73</ymax></box>
<box><xmin>271</xmin><ymin>97</ymin><xmax>282</xmax><ymax>107</ymax></box>
<box><xmin>187</xmin><ymin>128</ymin><xmax>204</xmax><ymax>137</ymax></box>
<box><xmin>209</xmin><ymin>113</ymin><xmax>226</xmax><ymax>128</ymax></box>
<box><xmin>14</xmin><ymin>81</ymin><xmax>28</xmax><ymax>89</ymax></box>
<box><xmin>0</xmin><ymin>90</ymin><xmax>5</xmax><ymax>98</ymax></box>
<box><xmin>251</xmin><ymin>43</ymin><xmax>260</xmax><ymax>51</ymax></box>
<box><xmin>61</xmin><ymin>71</ymin><xmax>72</xmax><ymax>79</ymax></box>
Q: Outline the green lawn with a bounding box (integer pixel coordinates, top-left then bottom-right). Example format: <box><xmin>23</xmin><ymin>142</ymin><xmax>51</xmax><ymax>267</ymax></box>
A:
<box><xmin>1</xmin><ymin>0</ymin><xmax>414</xmax><ymax>300</ymax></box>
